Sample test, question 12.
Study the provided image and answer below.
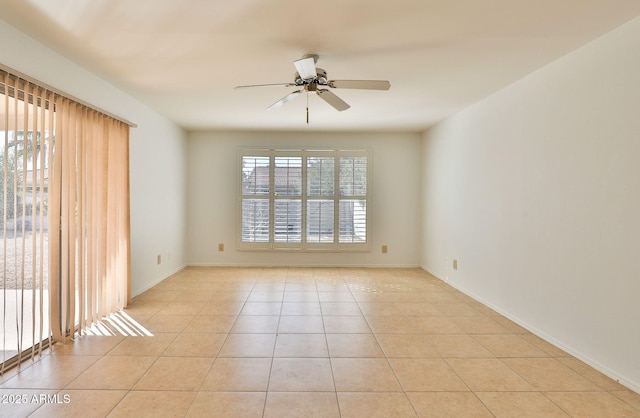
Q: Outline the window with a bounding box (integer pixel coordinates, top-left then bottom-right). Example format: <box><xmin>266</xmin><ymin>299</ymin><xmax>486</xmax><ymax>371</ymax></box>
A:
<box><xmin>239</xmin><ymin>148</ymin><xmax>370</xmax><ymax>251</ymax></box>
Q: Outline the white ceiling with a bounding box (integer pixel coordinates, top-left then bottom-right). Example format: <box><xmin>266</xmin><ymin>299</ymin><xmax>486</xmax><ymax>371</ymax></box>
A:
<box><xmin>1</xmin><ymin>0</ymin><xmax>639</xmax><ymax>132</ymax></box>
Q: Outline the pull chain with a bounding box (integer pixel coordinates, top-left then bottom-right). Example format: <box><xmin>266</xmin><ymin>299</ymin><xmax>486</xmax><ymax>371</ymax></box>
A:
<box><xmin>306</xmin><ymin>91</ymin><xmax>309</xmax><ymax>124</ymax></box>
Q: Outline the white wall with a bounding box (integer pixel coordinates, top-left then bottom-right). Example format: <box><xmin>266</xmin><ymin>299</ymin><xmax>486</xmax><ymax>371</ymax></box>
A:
<box><xmin>422</xmin><ymin>17</ymin><xmax>640</xmax><ymax>391</ymax></box>
<box><xmin>187</xmin><ymin>131</ymin><xmax>422</xmax><ymax>267</ymax></box>
<box><xmin>129</xmin><ymin>115</ymin><xmax>188</xmax><ymax>296</ymax></box>
<box><xmin>0</xmin><ymin>19</ymin><xmax>188</xmax><ymax>297</ymax></box>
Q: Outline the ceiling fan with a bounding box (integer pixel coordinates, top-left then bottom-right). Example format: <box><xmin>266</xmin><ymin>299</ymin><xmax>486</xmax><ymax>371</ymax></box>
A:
<box><xmin>235</xmin><ymin>54</ymin><xmax>390</xmax><ymax>122</ymax></box>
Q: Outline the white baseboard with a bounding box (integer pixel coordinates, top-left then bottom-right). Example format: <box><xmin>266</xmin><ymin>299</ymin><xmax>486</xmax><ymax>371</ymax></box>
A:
<box><xmin>186</xmin><ymin>262</ymin><xmax>422</xmax><ymax>268</ymax></box>
<box><xmin>421</xmin><ymin>265</ymin><xmax>640</xmax><ymax>394</ymax></box>
<box><xmin>130</xmin><ymin>264</ymin><xmax>187</xmax><ymax>298</ymax></box>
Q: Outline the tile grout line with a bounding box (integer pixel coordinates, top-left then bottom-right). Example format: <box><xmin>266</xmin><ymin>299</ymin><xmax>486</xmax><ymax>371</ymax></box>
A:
<box><xmin>320</xmin><ymin>270</ymin><xmax>343</xmax><ymax>417</ymax></box>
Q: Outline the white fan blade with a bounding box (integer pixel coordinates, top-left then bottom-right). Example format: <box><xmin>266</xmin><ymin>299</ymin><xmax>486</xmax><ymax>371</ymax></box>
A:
<box><xmin>267</xmin><ymin>90</ymin><xmax>302</xmax><ymax>110</ymax></box>
<box><xmin>294</xmin><ymin>56</ymin><xmax>317</xmax><ymax>80</ymax></box>
<box><xmin>317</xmin><ymin>89</ymin><xmax>350</xmax><ymax>111</ymax></box>
<box><xmin>235</xmin><ymin>83</ymin><xmax>295</xmax><ymax>89</ymax></box>
<box><xmin>329</xmin><ymin>80</ymin><xmax>390</xmax><ymax>90</ymax></box>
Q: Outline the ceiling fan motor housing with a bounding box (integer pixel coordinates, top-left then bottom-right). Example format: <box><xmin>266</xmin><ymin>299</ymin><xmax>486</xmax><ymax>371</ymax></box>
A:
<box><xmin>295</xmin><ymin>68</ymin><xmax>328</xmax><ymax>86</ymax></box>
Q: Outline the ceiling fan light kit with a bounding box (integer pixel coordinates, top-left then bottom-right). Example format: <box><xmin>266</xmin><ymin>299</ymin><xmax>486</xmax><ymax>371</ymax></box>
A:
<box><xmin>293</xmin><ymin>54</ymin><xmax>320</xmax><ymax>80</ymax></box>
<box><xmin>235</xmin><ymin>54</ymin><xmax>390</xmax><ymax>123</ymax></box>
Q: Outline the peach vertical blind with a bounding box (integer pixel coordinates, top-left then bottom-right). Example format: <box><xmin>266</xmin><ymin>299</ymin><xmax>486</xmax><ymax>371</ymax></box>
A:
<box><xmin>1</xmin><ymin>67</ymin><xmax>131</xmax><ymax>371</ymax></box>
<box><xmin>47</xmin><ymin>90</ymin><xmax>131</xmax><ymax>343</ymax></box>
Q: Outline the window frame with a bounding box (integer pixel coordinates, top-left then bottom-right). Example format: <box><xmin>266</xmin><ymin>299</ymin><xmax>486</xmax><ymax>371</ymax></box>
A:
<box><xmin>237</xmin><ymin>147</ymin><xmax>371</xmax><ymax>252</ymax></box>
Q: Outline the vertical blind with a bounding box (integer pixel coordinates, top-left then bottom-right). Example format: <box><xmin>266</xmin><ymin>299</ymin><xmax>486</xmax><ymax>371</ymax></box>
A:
<box><xmin>1</xmin><ymin>67</ymin><xmax>131</xmax><ymax>372</ymax></box>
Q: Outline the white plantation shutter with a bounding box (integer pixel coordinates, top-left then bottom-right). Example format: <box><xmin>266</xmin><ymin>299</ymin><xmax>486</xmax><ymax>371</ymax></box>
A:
<box><xmin>338</xmin><ymin>156</ymin><xmax>367</xmax><ymax>244</ymax></box>
<box><xmin>274</xmin><ymin>200</ymin><xmax>301</xmax><ymax>243</ymax></box>
<box><xmin>239</xmin><ymin>149</ymin><xmax>370</xmax><ymax>251</ymax></box>
<box><xmin>306</xmin><ymin>156</ymin><xmax>335</xmax><ymax>244</ymax></box>
<box><xmin>273</xmin><ymin>157</ymin><xmax>302</xmax><ymax>245</ymax></box>
<box><xmin>241</xmin><ymin>199</ymin><xmax>269</xmax><ymax>242</ymax></box>
<box><xmin>241</xmin><ymin>156</ymin><xmax>270</xmax><ymax>243</ymax></box>
<box><xmin>307</xmin><ymin>157</ymin><xmax>334</xmax><ymax>196</ymax></box>
<box><xmin>339</xmin><ymin>200</ymin><xmax>367</xmax><ymax>243</ymax></box>
<box><xmin>306</xmin><ymin>200</ymin><xmax>334</xmax><ymax>243</ymax></box>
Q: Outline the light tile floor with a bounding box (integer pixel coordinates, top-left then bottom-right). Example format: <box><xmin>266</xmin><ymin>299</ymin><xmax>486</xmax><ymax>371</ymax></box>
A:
<box><xmin>1</xmin><ymin>267</ymin><xmax>639</xmax><ymax>417</ymax></box>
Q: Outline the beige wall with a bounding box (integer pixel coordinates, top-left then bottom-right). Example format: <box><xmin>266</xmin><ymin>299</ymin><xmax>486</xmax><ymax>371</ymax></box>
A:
<box><xmin>187</xmin><ymin>131</ymin><xmax>422</xmax><ymax>267</ymax></box>
<box><xmin>422</xmin><ymin>17</ymin><xmax>640</xmax><ymax>391</ymax></box>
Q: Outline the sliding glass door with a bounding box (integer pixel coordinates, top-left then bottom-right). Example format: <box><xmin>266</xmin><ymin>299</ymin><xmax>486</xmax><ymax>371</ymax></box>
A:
<box><xmin>1</xmin><ymin>74</ymin><xmax>52</xmax><ymax>372</ymax></box>
<box><xmin>1</xmin><ymin>66</ymin><xmax>131</xmax><ymax>373</ymax></box>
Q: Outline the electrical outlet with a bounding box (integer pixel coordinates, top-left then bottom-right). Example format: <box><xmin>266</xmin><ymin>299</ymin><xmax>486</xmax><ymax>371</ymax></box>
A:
<box><xmin>452</xmin><ymin>259</ymin><xmax>458</xmax><ymax>270</ymax></box>
<box><xmin>381</xmin><ymin>245</ymin><xmax>388</xmax><ymax>254</ymax></box>
<box><xmin>218</xmin><ymin>243</ymin><xmax>225</xmax><ymax>252</ymax></box>
<box><xmin>157</xmin><ymin>254</ymin><xmax>162</xmax><ymax>265</ymax></box>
